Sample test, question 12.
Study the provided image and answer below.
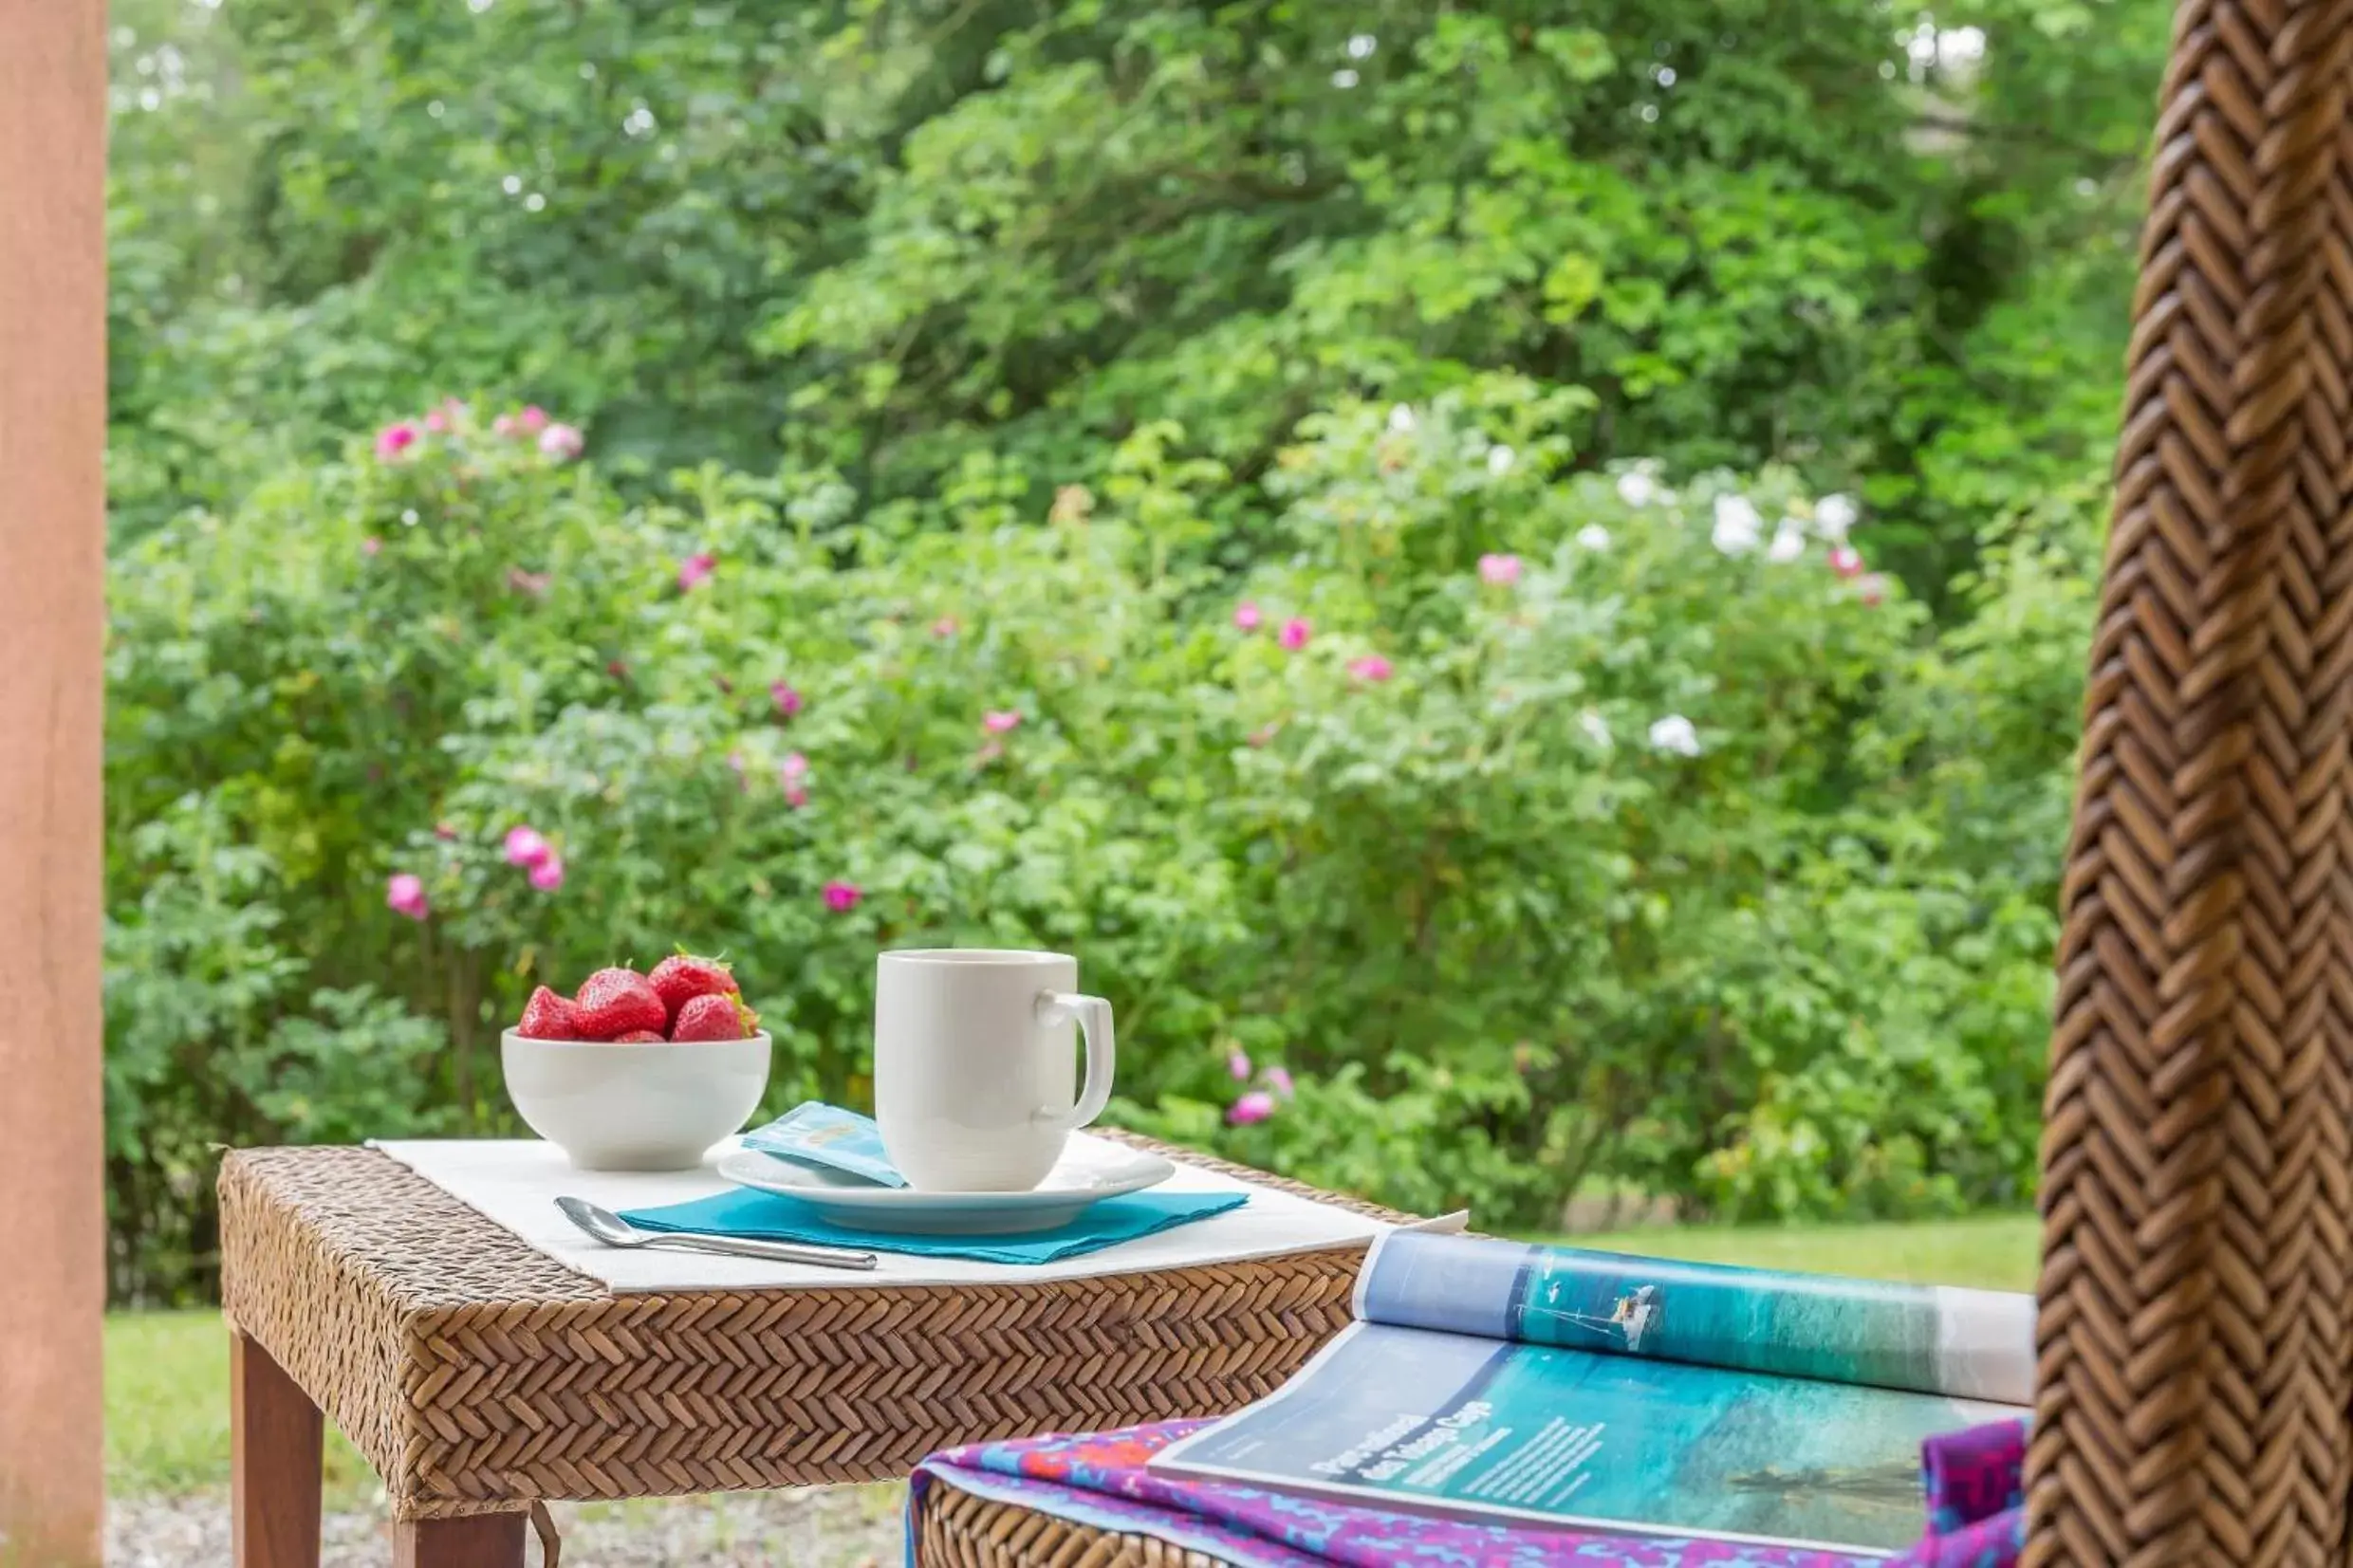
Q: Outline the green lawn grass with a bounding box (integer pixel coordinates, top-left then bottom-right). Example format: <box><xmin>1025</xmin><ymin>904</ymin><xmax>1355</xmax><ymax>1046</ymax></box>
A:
<box><xmin>105</xmin><ymin>1212</ymin><xmax>2038</xmax><ymax>1499</ymax></box>
<box><xmin>105</xmin><ymin>1312</ymin><xmax>375</xmax><ymax>1501</ymax></box>
<box><xmin>1568</xmin><ymin>1211</ymin><xmax>2041</xmax><ymax>1293</ymax></box>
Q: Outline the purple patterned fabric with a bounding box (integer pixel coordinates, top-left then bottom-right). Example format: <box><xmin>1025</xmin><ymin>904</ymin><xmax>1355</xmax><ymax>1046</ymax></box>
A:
<box><xmin>1902</xmin><ymin>1419</ymin><xmax>2026</xmax><ymax>1567</ymax></box>
<box><xmin>910</xmin><ymin>1418</ymin><xmax>2035</xmax><ymax>1567</ymax></box>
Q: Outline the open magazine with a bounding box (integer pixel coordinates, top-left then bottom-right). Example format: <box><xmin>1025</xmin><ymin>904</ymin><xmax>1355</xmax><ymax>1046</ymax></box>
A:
<box><xmin>1152</xmin><ymin>1231</ymin><xmax>2033</xmax><ymax>1558</ymax></box>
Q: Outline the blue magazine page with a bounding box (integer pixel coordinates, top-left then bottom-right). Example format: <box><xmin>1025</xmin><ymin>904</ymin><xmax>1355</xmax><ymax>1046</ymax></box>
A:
<box><xmin>1354</xmin><ymin>1230</ymin><xmax>2034</xmax><ymax>1404</ymax></box>
<box><xmin>1156</xmin><ymin>1233</ymin><xmax>2033</xmax><ymax>1554</ymax></box>
<box><xmin>1153</xmin><ymin>1321</ymin><xmax>2022</xmax><ymax>1557</ymax></box>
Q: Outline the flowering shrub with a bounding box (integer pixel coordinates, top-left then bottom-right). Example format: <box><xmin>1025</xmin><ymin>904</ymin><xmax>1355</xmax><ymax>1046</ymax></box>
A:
<box><xmin>105</xmin><ymin>381</ymin><xmax>2067</xmax><ymax>1300</ymax></box>
<box><xmin>1113</xmin><ymin>385</ymin><xmax>2054</xmax><ymax>1222</ymax></box>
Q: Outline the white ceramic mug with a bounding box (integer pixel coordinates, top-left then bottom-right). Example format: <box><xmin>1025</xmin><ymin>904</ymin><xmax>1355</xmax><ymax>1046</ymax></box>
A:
<box><xmin>874</xmin><ymin>949</ymin><xmax>1115</xmax><ymax>1191</ymax></box>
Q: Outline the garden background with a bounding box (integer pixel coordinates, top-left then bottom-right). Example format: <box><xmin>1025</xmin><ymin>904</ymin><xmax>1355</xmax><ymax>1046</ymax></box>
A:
<box><xmin>104</xmin><ymin>0</ymin><xmax>2165</xmax><ymax>1307</ymax></box>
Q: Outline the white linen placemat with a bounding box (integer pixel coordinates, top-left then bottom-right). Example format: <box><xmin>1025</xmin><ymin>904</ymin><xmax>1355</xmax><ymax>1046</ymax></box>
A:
<box><xmin>372</xmin><ymin>1134</ymin><xmax>1393</xmax><ymax>1294</ymax></box>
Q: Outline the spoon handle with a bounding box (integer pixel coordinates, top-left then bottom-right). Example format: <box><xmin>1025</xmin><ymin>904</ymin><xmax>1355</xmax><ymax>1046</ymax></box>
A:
<box><xmin>643</xmin><ymin>1231</ymin><xmax>880</xmax><ymax>1270</ymax></box>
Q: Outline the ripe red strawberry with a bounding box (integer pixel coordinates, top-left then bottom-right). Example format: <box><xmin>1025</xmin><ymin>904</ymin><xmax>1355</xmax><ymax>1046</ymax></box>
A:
<box><xmin>517</xmin><ymin>986</ymin><xmax>587</xmax><ymax>1042</ymax></box>
<box><xmin>613</xmin><ymin>1029</ymin><xmax>666</xmax><ymax>1043</ymax></box>
<box><xmin>571</xmin><ymin>967</ymin><xmax>667</xmax><ymax>1041</ymax></box>
<box><xmin>649</xmin><ymin>954</ymin><xmax>740</xmax><ymax>1026</ymax></box>
<box><xmin>671</xmin><ymin>992</ymin><xmax>760</xmax><ymax>1042</ymax></box>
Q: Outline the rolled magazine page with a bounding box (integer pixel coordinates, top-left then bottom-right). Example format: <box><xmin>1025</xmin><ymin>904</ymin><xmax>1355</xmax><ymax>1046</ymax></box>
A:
<box><xmin>1152</xmin><ymin>1319</ymin><xmax>2023</xmax><ymax>1557</ymax></box>
<box><xmin>1352</xmin><ymin>1230</ymin><xmax>2033</xmax><ymax>1406</ymax></box>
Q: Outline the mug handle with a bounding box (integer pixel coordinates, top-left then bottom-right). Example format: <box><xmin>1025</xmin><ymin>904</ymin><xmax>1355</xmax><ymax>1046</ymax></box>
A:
<box><xmin>1033</xmin><ymin>991</ymin><xmax>1115</xmax><ymax>1133</ymax></box>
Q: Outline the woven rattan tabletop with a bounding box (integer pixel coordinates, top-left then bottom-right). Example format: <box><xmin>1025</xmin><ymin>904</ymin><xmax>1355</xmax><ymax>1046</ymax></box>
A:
<box><xmin>216</xmin><ymin>1134</ymin><xmax>1407</xmax><ymax>1538</ymax></box>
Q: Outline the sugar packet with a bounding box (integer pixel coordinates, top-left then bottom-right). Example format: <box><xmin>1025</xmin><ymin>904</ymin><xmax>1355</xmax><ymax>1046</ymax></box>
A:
<box><xmin>741</xmin><ymin>1101</ymin><xmax>907</xmax><ymax>1188</ymax></box>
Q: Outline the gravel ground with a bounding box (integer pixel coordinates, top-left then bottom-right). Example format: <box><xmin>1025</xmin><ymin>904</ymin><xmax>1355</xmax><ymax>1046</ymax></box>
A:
<box><xmin>107</xmin><ymin>1485</ymin><xmax>906</xmax><ymax>1566</ymax></box>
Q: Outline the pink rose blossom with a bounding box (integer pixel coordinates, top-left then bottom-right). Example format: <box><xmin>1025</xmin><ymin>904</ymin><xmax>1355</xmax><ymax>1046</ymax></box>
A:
<box><xmin>1264</xmin><ymin>1065</ymin><xmax>1295</xmax><ymax>1099</ymax></box>
<box><xmin>1347</xmin><ymin>655</ymin><xmax>1394</xmax><ymax>684</ymax></box>
<box><xmin>677</xmin><ymin>552</ymin><xmax>717</xmax><ymax>592</ymax></box>
<box><xmin>1828</xmin><ymin>546</ymin><xmax>1865</xmax><ymax>579</ymax></box>
<box><xmin>538</xmin><ymin>422</ymin><xmax>584</xmax><ymax>461</ymax></box>
<box><xmin>983</xmin><ymin>710</ymin><xmax>1023</xmax><ymax>734</ymax></box>
<box><xmin>424</xmin><ymin>409</ymin><xmax>449</xmax><ymax>434</ymax></box>
<box><xmin>780</xmin><ymin>751</ymin><xmax>809</xmax><ymax>782</ymax></box>
<box><xmin>374</xmin><ymin>421</ymin><xmax>420</xmax><ymax>462</ymax></box>
<box><xmin>823</xmin><ymin>879</ymin><xmax>862</xmax><ymax>913</ymax></box>
<box><xmin>520</xmin><ymin>405</ymin><xmax>549</xmax><ymax>433</ymax></box>
<box><xmin>361</xmin><ymin>537</ymin><xmax>382</xmax><ymax>558</ymax></box>
<box><xmin>503</xmin><ymin>826</ymin><xmax>552</xmax><ymax>868</ymax></box>
<box><xmin>1227</xmin><ymin>1090</ymin><xmax>1277</xmax><ymax>1126</ymax></box>
<box><xmin>528</xmin><ymin>854</ymin><xmax>565</xmax><ymax>893</ymax></box>
<box><xmin>492</xmin><ymin>414</ymin><xmax>520</xmax><ymax>437</ymax></box>
<box><xmin>933</xmin><ymin>616</ymin><xmax>960</xmax><ymax>638</ymax></box>
<box><xmin>785</xmin><ymin>784</ymin><xmax>810</xmax><ymax>809</ymax></box>
<box><xmin>1477</xmin><ymin>553</ymin><xmax>1523</xmax><ymax>586</ymax></box>
<box><xmin>1228</xmin><ymin>1047</ymin><xmax>1251</xmax><ymax>1080</ymax></box>
<box><xmin>770</xmin><ymin>681</ymin><xmax>804</xmax><ymax>718</ymax></box>
<box><xmin>1279</xmin><ymin>618</ymin><xmax>1311</xmax><ymax>651</ymax></box>
<box><xmin>1858</xmin><ymin>573</ymin><xmax>1889</xmax><ymax>607</ymax></box>
<box><xmin>385</xmin><ymin>873</ymin><xmax>429</xmax><ymax>921</ymax></box>
<box><xmin>1233</xmin><ymin>601</ymin><xmax>1264</xmax><ymax>632</ymax></box>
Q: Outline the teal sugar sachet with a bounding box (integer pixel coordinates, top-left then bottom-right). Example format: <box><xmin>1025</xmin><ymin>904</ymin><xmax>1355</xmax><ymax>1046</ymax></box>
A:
<box><xmin>741</xmin><ymin>1100</ymin><xmax>907</xmax><ymax>1188</ymax></box>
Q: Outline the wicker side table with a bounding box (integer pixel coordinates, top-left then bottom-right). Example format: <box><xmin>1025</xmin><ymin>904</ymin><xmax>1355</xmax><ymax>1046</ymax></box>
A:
<box><xmin>216</xmin><ymin>1139</ymin><xmax>1406</xmax><ymax>1567</ymax></box>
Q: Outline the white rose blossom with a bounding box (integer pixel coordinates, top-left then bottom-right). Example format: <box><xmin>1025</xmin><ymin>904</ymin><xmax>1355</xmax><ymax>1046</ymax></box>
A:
<box><xmin>1648</xmin><ymin>714</ymin><xmax>1701</xmax><ymax>757</ymax></box>
<box><xmin>1815</xmin><ymin>492</ymin><xmax>1859</xmax><ymax>542</ymax></box>
<box><xmin>1576</xmin><ymin>524</ymin><xmax>1612</xmax><ymax>551</ymax></box>
<box><xmin>1711</xmin><ymin>494</ymin><xmax>1762</xmax><ymax>555</ymax></box>
<box><xmin>1616</xmin><ymin>470</ymin><xmax>1658</xmax><ymax>507</ymax></box>
<box><xmin>1487</xmin><ymin>445</ymin><xmax>1515</xmax><ymax>475</ymax></box>
<box><xmin>1768</xmin><ymin>522</ymin><xmax>1806</xmax><ymax>563</ymax></box>
<box><xmin>1386</xmin><ymin>403</ymin><xmax>1417</xmax><ymax>434</ymax></box>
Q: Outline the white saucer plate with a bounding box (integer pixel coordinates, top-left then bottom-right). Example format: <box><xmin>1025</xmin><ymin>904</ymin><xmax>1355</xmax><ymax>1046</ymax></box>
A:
<box><xmin>714</xmin><ymin>1141</ymin><xmax>1177</xmax><ymax>1235</ymax></box>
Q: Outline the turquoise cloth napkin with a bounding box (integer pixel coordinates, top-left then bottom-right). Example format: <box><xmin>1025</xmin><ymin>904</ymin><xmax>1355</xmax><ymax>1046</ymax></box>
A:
<box><xmin>618</xmin><ymin>1187</ymin><xmax>1249</xmax><ymax>1265</ymax></box>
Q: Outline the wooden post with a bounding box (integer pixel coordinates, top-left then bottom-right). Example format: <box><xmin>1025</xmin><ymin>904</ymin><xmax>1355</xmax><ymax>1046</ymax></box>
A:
<box><xmin>0</xmin><ymin>2</ymin><xmax>108</xmax><ymax>1565</ymax></box>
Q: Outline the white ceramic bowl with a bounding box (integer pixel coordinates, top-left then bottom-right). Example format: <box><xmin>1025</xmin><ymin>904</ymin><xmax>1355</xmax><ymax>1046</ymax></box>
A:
<box><xmin>501</xmin><ymin>1029</ymin><xmax>770</xmax><ymax>1171</ymax></box>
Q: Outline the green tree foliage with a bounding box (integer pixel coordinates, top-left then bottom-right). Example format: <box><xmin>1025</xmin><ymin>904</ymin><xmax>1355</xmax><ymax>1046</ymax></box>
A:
<box><xmin>100</xmin><ymin>0</ymin><xmax>2168</xmax><ymax>1298</ymax></box>
<box><xmin>110</xmin><ymin>390</ymin><xmax>2068</xmax><ymax>1300</ymax></box>
<box><xmin>111</xmin><ymin>0</ymin><xmax>2167</xmax><ymax>584</ymax></box>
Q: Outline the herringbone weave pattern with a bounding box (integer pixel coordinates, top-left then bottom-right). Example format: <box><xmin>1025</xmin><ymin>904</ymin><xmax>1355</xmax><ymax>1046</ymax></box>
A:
<box><xmin>915</xmin><ymin>1478</ymin><xmax>1218</xmax><ymax>1568</ymax></box>
<box><xmin>2027</xmin><ymin>1</ymin><xmax>2353</xmax><ymax>1562</ymax></box>
<box><xmin>218</xmin><ymin>1141</ymin><xmax>1401</xmax><ymax>1521</ymax></box>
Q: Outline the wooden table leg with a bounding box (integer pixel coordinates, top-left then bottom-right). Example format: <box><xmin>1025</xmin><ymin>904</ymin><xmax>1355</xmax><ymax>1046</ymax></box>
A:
<box><xmin>231</xmin><ymin>1330</ymin><xmax>322</xmax><ymax>1568</ymax></box>
<box><xmin>392</xmin><ymin>1513</ymin><xmax>527</xmax><ymax>1567</ymax></box>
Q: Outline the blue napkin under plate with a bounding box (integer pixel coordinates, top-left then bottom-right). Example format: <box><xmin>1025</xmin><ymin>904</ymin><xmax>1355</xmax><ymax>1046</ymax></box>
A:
<box><xmin>619</xmin><ymin>1186</ymin><xmax>1248</xmax><ymax>1265</ymax></box>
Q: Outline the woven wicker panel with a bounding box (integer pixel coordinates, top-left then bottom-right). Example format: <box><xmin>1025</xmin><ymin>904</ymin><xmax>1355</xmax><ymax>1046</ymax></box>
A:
<box><xmin>219</xmin><ymin>1142</ymin><xmax>1404</xmax><ymax>1521</ymax></box>
<box><xmin>2027</xmin><ymin>2</ymin><xmax>2353</xmax><ymax>1562</ymax></box>
<box><xmin>914</xmin><ymin>1477</ymin><xmax>1227</xmax><ymax>1567</ymax></box>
